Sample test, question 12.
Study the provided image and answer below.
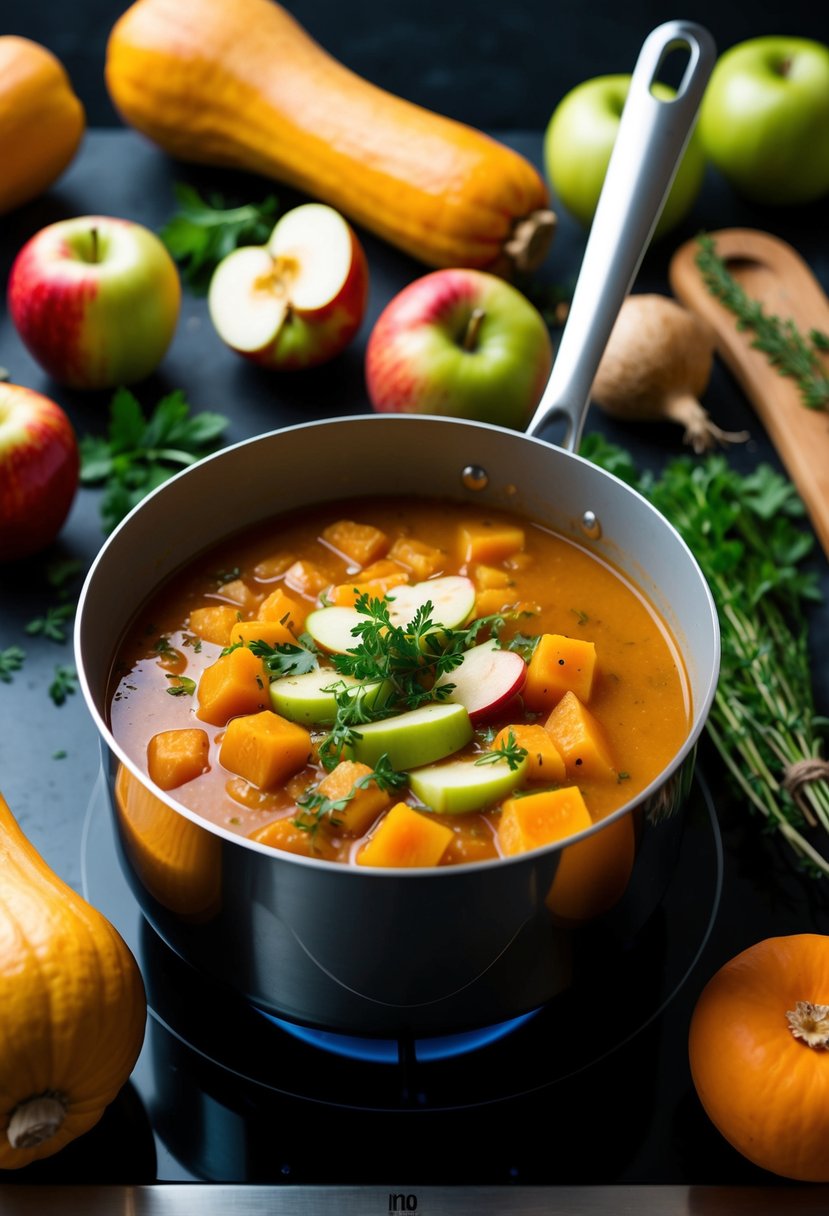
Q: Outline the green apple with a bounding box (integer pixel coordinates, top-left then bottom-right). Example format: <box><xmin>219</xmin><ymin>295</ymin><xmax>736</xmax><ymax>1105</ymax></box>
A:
<box><xmin>365</xmin><ymin>268</ymin><xmax>553</xmax><ymax>430</ymax></box>
<box><xmin>409</xmin><ymin>754</ymin><xmax>527</xmax><ymax>815</ymax></box>
<box><xmin>346</xmin><ymin>702</ymin><xmax>473</xmax><ymax>771</ymax></box>
<box><xmin>7</xmin><ymin>215</ymin><xmax>181</xmax><ymax>389</ymax></box>
<box><xmin>306</xmin><ymin>576</ymin><xmax>476</xmax><ymax>653</ymax></box>
<box><xmin>269</xmin><ymin>669</ymin><xmax>390</xmax><ymax>725</ymax></box>
<box><xmin>698</xmin><ymin>36</ymin><xmax>829</xmax><ymax>205</ymax></box>
<box><xmin>543</xmin><ymin>75</ymin><xmax>706</xmax><ymax>239</ymax></box>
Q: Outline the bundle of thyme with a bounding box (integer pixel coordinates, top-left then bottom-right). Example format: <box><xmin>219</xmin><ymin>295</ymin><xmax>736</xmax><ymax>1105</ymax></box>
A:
<box><xmin>582</xmin><ymin>434</ymin><xmax>829</xmax><ymax>877</ymax></box>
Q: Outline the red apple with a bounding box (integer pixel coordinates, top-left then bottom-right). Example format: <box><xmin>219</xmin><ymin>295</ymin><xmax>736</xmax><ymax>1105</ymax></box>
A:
<box><xmin>7</xmin><ymin>215</ymin><xmax>181</xmax><ymax>390</ymax></box>
<box><xmin>0</xmin><ymin>383</ymin><xmax>79</xmax><ymax>561</ymax></box>
<box><xmin>365</xmin><ymin>268</ymin><xmax>553</xmax><ymax>430</ymax></box>
<box><xmin>435</xmin><ymin>640</ymin><xmax>526</xmax><ymax>722</ymax></box>
<box><xmin>207</xmin><ymin>202</ymin><xmax>369</xmax><ymax>370</ymax></box>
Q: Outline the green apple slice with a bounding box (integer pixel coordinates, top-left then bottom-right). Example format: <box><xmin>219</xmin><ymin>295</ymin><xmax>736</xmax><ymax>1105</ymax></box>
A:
<box><xmin>305</xmin><ymin>605</ymin><xmax>365</xmax><ymax>654</ymax></box>
<box><xmin>347</xmin><ymin>702</ymin><xmax>473</xmax><ymax>770</ymax></box>
<box><xmin>269</xmin><ymin>669</ymin><xmax>389</xmax><ymax>725</ymax></box>
<box><xmin>386</xmin><ymin>575</ymin><xmax>475</xmax><ymax>628</ymax></box>
<box><xmin>409</xmin><ymin>754</ymin><xmax>528</xmax><ymax>815</ymax></box>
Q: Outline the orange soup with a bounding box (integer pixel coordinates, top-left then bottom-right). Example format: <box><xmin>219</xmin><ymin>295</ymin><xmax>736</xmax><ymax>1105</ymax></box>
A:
<box><xmin>109</xmin><ymin>496</ymin><xmax>690</xmax><ymax>867</ymax></box>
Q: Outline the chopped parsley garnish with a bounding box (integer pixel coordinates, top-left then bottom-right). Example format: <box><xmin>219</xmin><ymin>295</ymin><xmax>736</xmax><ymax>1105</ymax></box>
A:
<box><xmin>25</xmin><ymin>602</ymin><xmax>76</xmax><ymax>643</ymax></box>
<box><xmin>49</xmin><ymin>665</ymin><xmax>78</xmax><ymax>706</ymax></box>
<box><xmin>474</xmin><ymin>729</ymin><xmax>528</xmax><ymax>772</ymax></box>
<box><xmin>247</xmin><ymin>639</ymin><xmax>318</xmax><ymax>679</ymax></box>
<box><xmin>165</xmin><ymin>674</ymin><xmax>197</xmax><ymax>697</ymax></box>
<box><xmin>294</xmin><ymin>753</ymin><xmax>406</xmax><ymax>834</ymax></box>
<box><xmin>0</xmin><ymin>646</ymin><xmax>26</xmax><ymax>683</ymax></box>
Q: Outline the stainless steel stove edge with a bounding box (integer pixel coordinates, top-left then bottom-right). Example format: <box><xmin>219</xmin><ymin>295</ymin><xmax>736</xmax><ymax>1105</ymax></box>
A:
<box><xmin>1</xmin><ymin>1185</ymin><xmax>828</xmax><ymax>1215</ymax></box>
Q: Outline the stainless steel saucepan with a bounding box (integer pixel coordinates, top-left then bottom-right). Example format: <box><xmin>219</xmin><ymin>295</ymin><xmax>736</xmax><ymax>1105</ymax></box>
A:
<box><xmin>76</xmin><ymin>21</ymin><xmax>720</xmax><ymax>1036</ymax></box>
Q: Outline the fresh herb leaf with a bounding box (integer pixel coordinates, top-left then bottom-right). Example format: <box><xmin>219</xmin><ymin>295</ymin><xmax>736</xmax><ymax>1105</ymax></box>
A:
<box><xmin>25</xmin><ymin>602</ymin><xmax>76</xmax><ymax>643</ymax></box>
<box><xmin>215</xmin><ymin>567</ymin><xmax>242</xmax><ymax>586</ymax></box>
<box><xmin>52</xmin><ymin>749</ymin><xmax>67</xmax><ymax>760</ymax></box>
<box><xmin>49</xmin><ymin>664</ymin><xmax>78</xmax><ymax>706</ymax></box>
<box><xmin>0</xmin><ymin>646</ymin><xmax>25</xmax><ymax>683</ymax></box>
<box><xmin>506</xmin><ymin>631</ymin><xmax>542</xmax><ymax>661</ymax></box>
<box><xmin>46</xmin><ymin>557</ymin><xmax>84</xmax><ymax>591</ymax></box>
<box><xmin>474</xmin><ymin>729</ymin><xmax>528</xmax><ymax>772</ymax></box>
<box><xmin>248</xmin><ymin>639</ymin><xmax>318</xmax><ymax>679</ymax></box>
<box><xmin>582</xmin><ymin>433</ymin><xmax>829</xmax><ymax>877</ymax></box>
<box><xmin>695</xmin><ymin>234</ymin><xmax>829</xmax><ymax>411</ymax></box>
<box><xmin>80</xmin><ymin>387</ymin><xmax>229</xmax><ymax>533</ymax></box>
<box><xmin>160</xmin><ymin>183</ymin><xmax>280</xmax><ymax>291</ymax></box>
<box><xmin>166</xmin><ymin>674</ymin><xmax>197</xmax><ymax>697</ymax></box>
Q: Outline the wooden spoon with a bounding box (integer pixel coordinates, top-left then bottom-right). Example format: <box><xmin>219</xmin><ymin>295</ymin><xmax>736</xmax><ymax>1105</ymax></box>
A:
<box><xmin>669</xmin><ymin>228</ymin><xmax>829</xmax><ymax>559</ymax></box>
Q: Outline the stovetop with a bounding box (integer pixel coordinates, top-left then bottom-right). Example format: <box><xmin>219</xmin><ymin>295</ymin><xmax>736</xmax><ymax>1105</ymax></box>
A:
<box><xmin>67</xmin><ymin>767</ymin><xmax>724</xmax><ymax>1186</ymax></box>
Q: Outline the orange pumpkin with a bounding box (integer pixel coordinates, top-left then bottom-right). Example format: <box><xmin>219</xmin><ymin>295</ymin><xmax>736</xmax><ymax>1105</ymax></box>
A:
<box><xmin>0</xmin><ymin>36</ymin><xmax>85</xmax><ymax>215</ymax></box>
<box><xmin>688</xmin><ymin>933</ymin><xmax>829</xmax><ymax>1182</ymax></box>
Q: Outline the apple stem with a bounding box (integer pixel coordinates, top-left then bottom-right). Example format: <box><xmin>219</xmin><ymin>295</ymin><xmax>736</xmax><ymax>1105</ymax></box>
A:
<box><xmin>89</xmin><ymin>226</ymin><xmax>100</xmax><ymax>264</ymax></box>
<box><xmin>463</xmin><ymin>308</ymin><xmax>486</xmax><ymax>352</ymax></box>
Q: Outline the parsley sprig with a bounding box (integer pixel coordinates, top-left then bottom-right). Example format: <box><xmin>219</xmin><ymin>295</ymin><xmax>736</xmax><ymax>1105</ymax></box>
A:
<box><xmin>695</xmin><ymin>234</ymin><xmax>829</xmax><ymax>411</ymax></box>
<box><xmin>160</xmin><ymin>183</ymin><xmax>280</xmax><ymax>291</ymax></box>
<box><xmin>25</xmin><ymin>602</ymin><xmax>76</xmax><ymax>643</ymax></box>
<box><xmin>332</xmin><ymin>593</ymin><xmax>505</xmax><ymax>710</ymax></box>
<box><xmin>80</xmin><ymin>388</ymin><xmax>229</xmax><ymax>533</ymax></box>
<box><xmin>294</xmin><ymin>753</ymin><xmax>406</xmax><ymax>834</ymax></box>
<box><xmin>0</xmin><ymin>646</ymin><xmax>25</xmax><ymax>683</ymax></box>
<box><xmin>245</xmin><ymin>639</ymin><xmax>318</xmax><ymax>679</ymax></box>
<box><xmin>583</xmin><ymin>434</ymin><xmax>829</xmax><ymax>877</ymax></box>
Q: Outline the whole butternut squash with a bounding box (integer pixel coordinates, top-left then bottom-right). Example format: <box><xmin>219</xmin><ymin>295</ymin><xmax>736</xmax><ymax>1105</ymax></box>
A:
<box><xmin>0</xmin><ymin>37</ymin><xmax>85</xmax><ymax>216</ymax></box>
<box><xmin>105</xmin><ymin>0</ymin><xmax>556</xmax><ymax>275</ymax></box>
<box><xmin>0</xmin><ymin>791</ymin><xmax>146</xmax><ymax>1169</ymax></box>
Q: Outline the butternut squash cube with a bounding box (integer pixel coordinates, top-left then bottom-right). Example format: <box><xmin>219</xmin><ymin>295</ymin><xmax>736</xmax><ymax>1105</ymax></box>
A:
<box><xmin>328</xmin><ymin>569</ymin><xmax>410</xmax><ymax>607</ymax></box>
<box><xmin>147</xmin><ymin>728</ymin><xmax>210</xmax><ymax>790</ymax></box>
<box><xmin>253</xmin><ymin>551</ymin><xmax>295</xmax><ymax>581</ymax></box>
<box><xmin>498</xmin><ymin>786</ymin><xmax>592</xmax><ymax>857</ymax></box>
<box><xmin>354</xmin><ymin>559</ymin><xmax>404</xmax><ymax>582</ymax></box>
<box><xmin>357</xmin><ymin>802</ymin><xmax>453</xmax><ymax>868</ymax></box>
<box><xmin>220</xmin><ymin>710</ymin><xmax>312</xmax><ymax>789</ymax></box>
<box><xmin>322</xmin><ymin>519</ymin><xmax>389</xmax><ymax>566</ymax></box>
<box><xmin>252</xmin><ymin>815</ymin><xmax>316</xmax><ymax>857</ymax></box>
<box><xmin>458</xmin><ymin>520</ymin><xmax>525</xmax><ymax>565</ymax></box>
<box><xmin>544</xmin><ymin>691</ymin><xmax>616</xmax><ymax>781</ymax></box>
<box><xmin>473</xmin><ymin>563</ymin><xmax>513</xmax><ymax>590</ymax></box>
<box><xmin>216</xmin><ymin>577</ymin><xmax>261</xmax><ymax>615</ymax></box>
<box><xmin>189</xmin><ymin>604</ymin><xmax>241</xmax><ymax>647</ymax></box>
<box><xmin>284</xmin><ymin>559</ymin><xmax>333</xmax><ymax>601</ymax></box>
<box><xmin>230</xmin><ymin>618</ymin><xmax>296</xmax><ymax>648</ymax></box>
<box><xmin>316</xmin><ymin>759</ymin><xmax>393</xmax><ymax>835</ymax></box>
<box><xmin>259</xmin><ymin>587</ymin><xmax>306</xmax><ymax>631</ymax></box>
<box><xmin>523</xmin><ymin>634</ymin><xmax>597</xmax><ymax>711</ymax></box>
<box><xmin>493</xmin><ymin>724</ymin><xmax>565</xmax><ymax>784</ymax></box>
<box><xmin>196</xmin><ymin>645</ymin><xmax>268</xmax><ymax>726</ymax></box>
<box><xmin>474</xmin><ymin>589</ymin><xmax>520</xmax><ymax>617</ymax></box>
<box><xmin>388</xmin><ymin>536</ymin><xmax>445</xmax><ymax>580</ymax></box>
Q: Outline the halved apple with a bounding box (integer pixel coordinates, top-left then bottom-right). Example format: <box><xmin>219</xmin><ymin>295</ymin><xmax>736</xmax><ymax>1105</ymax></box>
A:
<box><xmin>305</xmin><ymin>605</ymin><xmax>365</xmax><ymax>655</ymax></box>
<box><xmin>434</xmin><ymin>639</ymin><xmax>526</xmax><ymax>722</ymax></box>
<box><xmin>347</xmin><ymin>702</ymin><xmax>473</xmax><ymax>771</ymax></box>
<box><xmin>409</xmin><ymin>753</ymin><xmax>528</xmax><ymax>814</ymax></box>
<box><xmin>207</xmin><ymin>202</ymin><xmax>369</xmax><ymax>370</ymax></box>
<box><xmin>269</xmin><ymin>669</ymin><xmax>390</xmax><ymax>725</ymax></box>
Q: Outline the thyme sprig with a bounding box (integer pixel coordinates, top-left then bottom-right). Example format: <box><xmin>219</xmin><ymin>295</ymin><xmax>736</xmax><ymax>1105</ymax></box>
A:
<box><xmin>695</xmin><ymin>234</ymin><xmax>829</xmax><ymax>411</ymax></box>
<box><xmin>474</xmin><ymin>729</ymin><xmax>528</xmax><ymax>772</ymax></box>
<box><xmin>583</xmin><ymin>434</ymin><xmax>829</xmax><ymax>877</ymax></box>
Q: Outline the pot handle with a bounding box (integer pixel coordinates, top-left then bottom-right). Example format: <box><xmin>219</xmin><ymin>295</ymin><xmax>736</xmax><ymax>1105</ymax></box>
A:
<box><xmin>525</xmin><ymin>20</ymin><xmax>717</xmax><ymax>451</ymax></box>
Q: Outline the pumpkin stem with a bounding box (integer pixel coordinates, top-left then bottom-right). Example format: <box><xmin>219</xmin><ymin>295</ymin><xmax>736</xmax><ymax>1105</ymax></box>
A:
<box><xmin>7</xmin><ymin>1094</ymin><xmax>67</xmax><ymax>1150</ymax></box>
<box><xmin>502</xmin><ymin>208</ymin><xmax>558</xmax><ymax>274</ymax></box>
<box><xmin>786</xmin><ymin>1000</ymin><xmax>829</xmax><ymax>1048</ymax></box>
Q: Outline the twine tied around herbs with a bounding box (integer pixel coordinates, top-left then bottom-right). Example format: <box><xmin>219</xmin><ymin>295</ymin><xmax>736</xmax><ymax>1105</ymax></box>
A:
<box><xmin>782</xmin><ymin>758</ymin><xmax>829</xmax><ymax>827</ymax></box>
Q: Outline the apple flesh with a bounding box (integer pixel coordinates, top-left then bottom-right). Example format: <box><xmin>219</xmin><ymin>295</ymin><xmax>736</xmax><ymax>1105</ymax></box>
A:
<box><xmin>0</xmin><ymin>383</ymin><xmax>79</xmax><ymax>562</ymax></box>
<box><xmin>543</xmin><ymin>76</ymin><xmax>706</xmax><ymax>239</ymax></box>
<box><xmin>305</xmin><ymin>576</ymin><xmax>476</xmax><ymax>654</ymax></box>
<box><xmin>409</xmin><ymin>753</ymin><xmax>528</xmax><ymax>815</ymax></box>
<box><xmin>698</xmin><ymin>36</ymin><xmax>829</xmax><ymax>205</ymax></box>
<box><xmin>346</xmin><ymin>702</ymin><xmax>473</xmax><ymax>771</ymax></box>
<box><xmin>269</xmin><ymin>669</ymin><xmax>389</xmax><ymax>725</ymax></box>
<box><xmin>7</xmin><ymin>215</ymin><xmax>181</xmax><ymax>389</ymax></box>
<box><xmin>434</xmin><ymin>639</ymin><xmax>526</xmax><ymax>723</ymax></box>
<box><xmin>208</xmin><ymin>202</ymin><xmax>369</xmax><ymax>370</ymax></box>
<box><xmin>365</xmin><ymin>268</ymin><xmax>553</xmax><ymax>430</ymax></box>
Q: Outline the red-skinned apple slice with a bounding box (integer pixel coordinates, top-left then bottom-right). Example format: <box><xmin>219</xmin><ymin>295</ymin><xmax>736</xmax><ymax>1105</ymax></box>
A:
<box><xmin>207</xmin><ymin>202</ymin><xmax>369</xmax><ymax>370</ymax></box>
<box><xmin>435</xmin><ymin>639</ymin><xmax>526</xmax><ymax>722</ymax></box>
